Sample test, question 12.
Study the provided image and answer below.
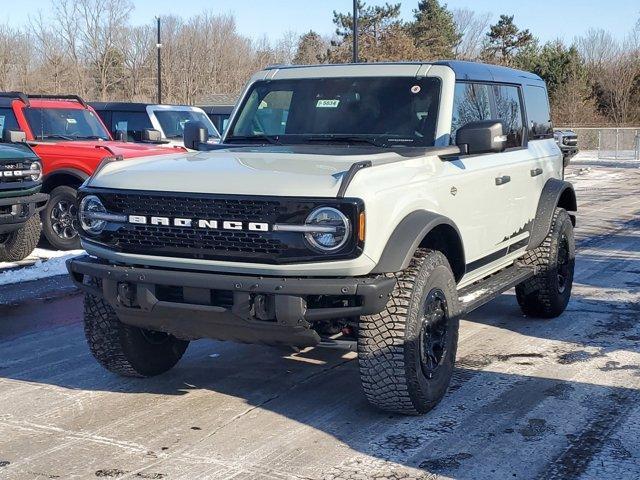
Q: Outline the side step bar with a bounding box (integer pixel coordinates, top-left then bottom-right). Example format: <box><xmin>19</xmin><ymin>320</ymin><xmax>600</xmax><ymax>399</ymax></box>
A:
<box><xmin>457</xmin><ymin>263</ymin><xmax>536</xmax><ymax>315</ymax></box>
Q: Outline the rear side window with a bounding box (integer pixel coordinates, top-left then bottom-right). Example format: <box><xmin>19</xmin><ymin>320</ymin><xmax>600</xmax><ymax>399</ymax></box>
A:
<box><xmin>523</xmin><ymin>85</ymin><xmax>553</xmax><ymax>139</ymax></box>
<box><xmin>112</xmin><ymin>111</ymin><xmax>153</xmax><ymax>141</ymax></box>
<box><xmin>0</xmin><ymin>107</ymin><xmax>19</xmax><ymax>138</ymax></box>
<box><xmin>492</xmin><ymin>85</ymin><xmax>524</xmax><ymax>149</ymax></box>
<box><xmin>450</xmin><ymin>82</ymin><xmax>492</xmax><ymax>143</ymax></box>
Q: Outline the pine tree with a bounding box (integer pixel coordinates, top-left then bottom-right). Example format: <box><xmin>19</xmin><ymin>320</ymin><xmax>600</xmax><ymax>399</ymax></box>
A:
<box><xmin>332</xmin><ymin>1</ymin><xmax>402</xmax><ymax>42</ymax></box>
<box><xmin>327</xmin><ymin>1</ymin><xmax>419</xmax><ymax>62</ymax></box>
<box><xmin>482</xmin><ymin>15</ymin><xmax>535</xmax><ymax>65</ymax></box>
<box><xmin>408</xmin><ymin>0</ymin><xmax>461</xmax><ymax>60</ymax></box>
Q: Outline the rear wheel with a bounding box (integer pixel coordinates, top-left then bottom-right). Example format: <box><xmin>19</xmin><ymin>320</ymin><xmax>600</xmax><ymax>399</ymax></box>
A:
<box><xmin>358</xmin><ymin>249</ymin><xmax>459</xmax><ymax>415</ymax></box>
<box><xmin>516</xmin><ymin>208</ymin><xmax>575</xmax><ymax>318</ymax></box>
<box><xmin>41</xmin><ymin>185</ymin><xmax>81</xmax><ymax>250</ymax></box>
<box><xmin>0</xmin><ymin>215</ymin><xmax>42</xmax><ymax>262</ymax></box>
<box><xmin>84</xmin><ymin>290</ymin><xmax>189</xmax><ymax>377</ymax></box>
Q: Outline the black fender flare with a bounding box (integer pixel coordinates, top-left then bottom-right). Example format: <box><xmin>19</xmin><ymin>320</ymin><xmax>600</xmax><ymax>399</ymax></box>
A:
<box><xmin>42</xmin><ymin>169</ymin><xmax>90</xmax><ymax>192</ymax></box>
<box><xmin>371</xmin><ymin>210</ymin><xmax>465</xmax><ymax>277</ymax></box>
<box><xmin>528</xmin><ymin>178</ymin><xmax>577</xmax><ymax>250</ymax></box>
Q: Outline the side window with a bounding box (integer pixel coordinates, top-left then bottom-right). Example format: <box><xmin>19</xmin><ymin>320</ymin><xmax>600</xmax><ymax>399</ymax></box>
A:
<box><xmin>0</xmin><ymin>107</ymin><xmax>19</xmax><ymax>138</ymax></box>
<box><xmin>112</xmin><ymin>111</ymin><xmax>153</xmax><ymax>141</ymax></box>
<box><xmin>450</xmin><ymin>82</ymin><xmax>492</xmax><ymax>143</ymax></box>
<box><xmin>523</xmin><ymin>85</ymin><xmax>553</xmax><ymax>139</ymax></box>
<box><xmin>492</xmin><ymin>85</ymin><xmax>524</xmax><ymax>148</ymax></box>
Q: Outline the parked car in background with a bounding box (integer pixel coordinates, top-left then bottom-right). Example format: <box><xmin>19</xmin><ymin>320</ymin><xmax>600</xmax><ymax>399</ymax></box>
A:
<box><xmin>554</xmin><ymin>129</ymin><xmax>578</xmax><ymax>167</ymax></box>
<box><xmin>90</xmin><ymin>103</ymin><xmax>221</xmax><ymax>148</ymax></box>
<box><xmin>199</xmin><ymin>105</ymin><xmax>234</xmax><ymax>134</ymax></box>
<box><xmin>0</xmin><ymin>140</ymin><xmax>47</xmax><ymax>261</ymax></box>
<box><xmin>0</xmin><ymin>92</ymin><xmax>181</xmax><ymax>250</ymax></box>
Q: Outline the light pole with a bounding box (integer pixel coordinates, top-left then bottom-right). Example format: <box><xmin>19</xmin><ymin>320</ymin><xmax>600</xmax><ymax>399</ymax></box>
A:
<box><xmin>156</xmin><ymin>16</ymin><xmax>162</xmax><ymax>104</ymax></box>
<box><xmin>352</xmin><ymin>0</ymin><xmax>359</xmax><ymax>63</ymax></box>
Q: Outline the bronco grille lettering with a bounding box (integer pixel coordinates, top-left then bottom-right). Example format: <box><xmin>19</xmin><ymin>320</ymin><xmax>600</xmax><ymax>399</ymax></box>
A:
<box><xmin>128</xmin><ymin>215</ymin><xmax>269</xmax><ymax>232</ymax></box>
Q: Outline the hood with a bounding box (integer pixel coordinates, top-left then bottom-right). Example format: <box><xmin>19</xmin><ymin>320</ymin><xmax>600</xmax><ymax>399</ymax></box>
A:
<box><xmin>89</xmin><ymin>145</ymin><xmax>416</xmax><ymax>197</ymax></box>
<box><xmin>31</xmin><ymin>140</ymin><xmax>185</xmax><ymax>159</ymax></box>
<box><xmin>0</xmin><ymin>143</ymin><xmax>39</xmax><ymax>162</ymax></box>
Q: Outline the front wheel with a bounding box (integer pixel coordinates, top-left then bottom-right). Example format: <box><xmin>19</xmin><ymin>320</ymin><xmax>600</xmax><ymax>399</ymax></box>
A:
<box><xmin>358</xmin><ymin>249</ymin><xmax>459</xmax><ymax>415</ymax></box>
<box><xmin>516</xmin><ymin>208</ymin><xmax>575</xmax><ymax>318</ymax></box>
<box><xmin>0</xmin><ymin>215</ymin><xmax>42</xmax><ymax>262</ymax></box>
<box><xmin>41</xmin><ymin>185</ymin><xmax>81</xmax><ymax>250</ymax></box>
<box><xmin>84</xmin><ymin>291</ymin><xmax>190</xmax><ymax>377</ymax></box>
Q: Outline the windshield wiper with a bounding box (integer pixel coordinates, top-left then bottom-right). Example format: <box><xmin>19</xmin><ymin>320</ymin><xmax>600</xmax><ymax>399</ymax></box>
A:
<box><xmin>73</xmin><ymin>135</ymin><xmax>108</xmax><ymax>140</ymax></box>
<box><xmin>301</xmin><ymin>135</ymin><xmax>387</xmax><ymax>148</ymax></box>
<box><xmin>226</xmin><ymin>135</ymin><xmax>281</xmax><ymax>145</ymax></box>
<box><xmin>38</xmin><ymin>134</ymin><xmax>75</xmax><ymax>141</ymax></box>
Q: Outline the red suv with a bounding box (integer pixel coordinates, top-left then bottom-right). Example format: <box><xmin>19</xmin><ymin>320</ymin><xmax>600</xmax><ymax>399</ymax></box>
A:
<box><xmin>0</xmin><ymin>92</ymin><xmax>182</xmax><ymax>250</ymax></box>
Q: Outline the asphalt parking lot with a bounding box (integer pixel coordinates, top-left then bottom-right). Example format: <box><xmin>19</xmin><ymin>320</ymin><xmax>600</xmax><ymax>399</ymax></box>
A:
<box><xmin>0</xmin><ymin>157</ymin><xmax>639</xmax><ymax>480</ymax></box>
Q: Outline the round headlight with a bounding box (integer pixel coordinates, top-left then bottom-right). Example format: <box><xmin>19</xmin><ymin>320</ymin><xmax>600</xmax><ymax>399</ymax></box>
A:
<box><xmin>29</xmin><ymin>161</ymin><xmax>42</xmax><ymax>182</ymax></box>
<box><xmin>304</xmin><ymin>207</ymin><xmax>350</xmax><ymax>252</ymax></box>
<box><xmin>79</xmin><ymin>195</ymin><xmax>107</xmax><ymax>235</ymax></box>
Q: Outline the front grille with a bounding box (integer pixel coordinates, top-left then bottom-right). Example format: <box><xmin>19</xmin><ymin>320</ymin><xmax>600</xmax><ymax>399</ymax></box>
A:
<box><xmin>105</xmin><ymin>193</ymin><xmax>283</xmax><ymax>222</ymax></box>
<box><xmin>0</xmin><ymin>162</ymin><xmax>30</xmax><ymax>185</ymax></box>
<box><xmin>119</xmin><ymin>224</ymin><xmax>285</xmax><ymax>256</ymax></box>
<box><xmin>91</xmin><ymin>190</ymin><xmax>363</xmax><ymax>264</ymax></box>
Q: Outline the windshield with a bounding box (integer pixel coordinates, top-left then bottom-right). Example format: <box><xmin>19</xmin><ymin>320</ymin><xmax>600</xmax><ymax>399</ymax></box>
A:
<box><xmin>227</xmin><ymin>77</ymin><xmax>441</xmax><ymax>147</ymax></box>
<box><xmin>24</xmin><ymin>108</ymin><xmax>111</xmax><ymax>141</ymax></box>
<box><xmin>153</xmin><ymin>110</ymin><xmax>220</xmax><ymax>139</ymax></box>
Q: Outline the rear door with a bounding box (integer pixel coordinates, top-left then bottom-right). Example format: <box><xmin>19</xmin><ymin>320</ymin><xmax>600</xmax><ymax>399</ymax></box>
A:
<box><xmin>522</xmin><ymin>84</ymin><xmax>560</xmax><ymax>220</ymax></box>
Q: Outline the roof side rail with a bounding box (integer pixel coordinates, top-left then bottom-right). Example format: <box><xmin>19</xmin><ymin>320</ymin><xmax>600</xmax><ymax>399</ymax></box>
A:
<box><xmin>0</xmin><ymin>91</ymin><xmax>30</xmax><ymax>106</ymax></box>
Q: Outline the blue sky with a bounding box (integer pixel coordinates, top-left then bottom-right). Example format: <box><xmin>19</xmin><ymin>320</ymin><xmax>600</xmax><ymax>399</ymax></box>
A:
<box><xmin>3</xmin><ymin>0</ymin><xmax>639</xmax><ymax>44</ymax></box>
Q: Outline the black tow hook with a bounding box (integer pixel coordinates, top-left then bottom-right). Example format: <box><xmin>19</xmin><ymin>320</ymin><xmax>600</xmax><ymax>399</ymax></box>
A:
<box><xmin>117</xmin><ymin>282</ymin><xmax>137</xmax><ymax>307</ymax></box>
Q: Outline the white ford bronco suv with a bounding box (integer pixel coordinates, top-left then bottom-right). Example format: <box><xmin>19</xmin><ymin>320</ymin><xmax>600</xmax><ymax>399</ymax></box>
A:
<box><xmin>67</xmin><ymin>61</ymin><xmax>577</xmax><ymax>415</ymax></box>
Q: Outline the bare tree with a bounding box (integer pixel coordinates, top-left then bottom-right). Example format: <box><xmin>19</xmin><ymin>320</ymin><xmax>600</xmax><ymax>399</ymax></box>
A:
<box><xmin>602</xmin><ymin>48</ymin><xmax>640</xmax><ymax>125</ymax></box>
<box><xmin>575</xmin><ymin>28</ymin><xmax>619</xmax><ymax>70</ymax></box>
<box><xmin>453</xmin><ymin>8</ymin><xmax>491</xmax><ymax>60</ymax></box>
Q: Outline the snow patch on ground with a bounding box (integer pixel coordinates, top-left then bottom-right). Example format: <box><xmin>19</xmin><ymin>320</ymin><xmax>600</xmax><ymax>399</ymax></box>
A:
<box><xmin>0</xmin><ymin>248</ymin><xmax>83</xmax><ymax>286</ymax></box>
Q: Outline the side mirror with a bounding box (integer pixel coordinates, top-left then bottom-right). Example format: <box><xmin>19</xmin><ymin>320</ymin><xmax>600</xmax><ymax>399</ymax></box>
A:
<box><xmin>183</xmin><ymin>122</ymin><xmax>208</xmax><ymax>150</ymax></box>
<box><xmin>114</xmin><ymin>130</ymin><xmax>127</xmax><ymax>142</ymax></box>
<box><xmin>141</xmin><ymin>128</ymin><xmax>162</xmax><ymax>143</ymax></box>
<box><xmin>3</xmin><ymin>129</ymin><xmax>27</xmax><ymax>143</ymax></box>
<box><xmin>456</xmin><ymin>120</ymin><xmax>506</xmax><ymax>155</ymax></box>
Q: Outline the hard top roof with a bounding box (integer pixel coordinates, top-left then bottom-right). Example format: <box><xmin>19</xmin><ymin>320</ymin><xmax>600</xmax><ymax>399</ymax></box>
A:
<box><xmin>89</xmin><ymin>102</ymin><xmax>204</xmax><ymax>111</ymax></box>
<box><xmin>90</xmin><ymin>102</ymin><xmax>153</xmax><ymax>111</ymax></box>
<box><xmin>262</xmin><ymin>60</ymin><xmax>545</xmax><ymax>87</ymax></box>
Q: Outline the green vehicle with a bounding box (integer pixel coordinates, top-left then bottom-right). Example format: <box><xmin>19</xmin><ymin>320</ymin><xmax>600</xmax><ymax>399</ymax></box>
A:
<box><xmin>0</xmin><ymin>141</ymin><xmax>48</xmax><ymax>262</ymax></box>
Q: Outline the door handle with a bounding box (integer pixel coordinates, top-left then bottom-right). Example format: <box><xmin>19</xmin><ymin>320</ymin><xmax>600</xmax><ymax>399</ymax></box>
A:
<box><xmin>530</xmin><ymin>168</ymin><xmax>543</xmax><ymax>177</ymax></box>
<box><xmin>495</xmin><ymin>175</ymin><xmax>511</xmax><ymax>186</ymax></box>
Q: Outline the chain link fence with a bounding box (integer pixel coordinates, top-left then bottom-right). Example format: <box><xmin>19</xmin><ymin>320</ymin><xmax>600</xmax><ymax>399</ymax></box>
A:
<box><xmin>562</xmin><ymin>127</ymin><xmax>640</xmax><ymax>160</ymax></box>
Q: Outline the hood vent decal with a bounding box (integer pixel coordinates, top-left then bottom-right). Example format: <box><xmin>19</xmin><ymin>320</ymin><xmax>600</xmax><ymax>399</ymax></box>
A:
<box><xmin>337</xmin><ymin>161</ymin><xmax>372</xmax><ymax>199</ymax></box>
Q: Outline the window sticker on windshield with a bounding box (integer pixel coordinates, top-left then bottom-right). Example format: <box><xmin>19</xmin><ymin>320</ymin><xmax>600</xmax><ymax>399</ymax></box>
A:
<box><xmin>411</xmin><ymin>85</ymin><xmax>421</xmax><ymax>94</ymax></box>
<box><xmin>316</xmin><ymin>99</ymin><xmax>340</xmax><ymax>108</ymax></box>
<box><xmin>66</xmin><ymin>118</ymin><xmax>78</xmax><ymax>124</ymax></box>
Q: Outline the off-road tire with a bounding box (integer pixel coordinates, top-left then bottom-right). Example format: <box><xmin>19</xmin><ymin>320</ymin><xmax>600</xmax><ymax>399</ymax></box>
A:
<box><xmin>84</xmin><ymin>290</ymin><xmax>189</xmax><ymax>377</ymax></box>
<box><xmin>358</xmin><ymin>249</ymin><xmax>459</xmax><ymax>415</ymax></box>
<box><xmin>0</xmin><ymin>215</ymin><xmax>41</xmax><ymax>262</ymax></box>
<box><xmin>516</xmin><ymin>208</ymin><xmax>575</xmax><ymax>318</ymax></box>
<box><xmin>41</xmin><ymin>185</ymin><xmax>81</xmax><ymax>251</ymax></box>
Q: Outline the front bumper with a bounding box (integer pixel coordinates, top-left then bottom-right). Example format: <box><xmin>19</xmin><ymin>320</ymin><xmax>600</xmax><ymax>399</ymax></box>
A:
<box><xmin>67</xmin><ymin>255</ymin><xmax>396</xmax><ymax>347</ymax></box>
<box><xmin>0</xmin><ymin>192</ymin><xmax>48</xmax><ymax>234</ymax></box>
